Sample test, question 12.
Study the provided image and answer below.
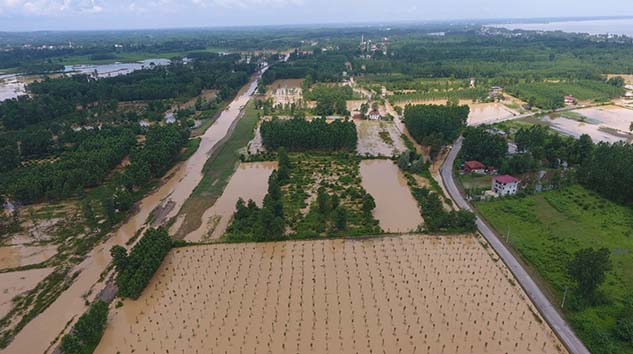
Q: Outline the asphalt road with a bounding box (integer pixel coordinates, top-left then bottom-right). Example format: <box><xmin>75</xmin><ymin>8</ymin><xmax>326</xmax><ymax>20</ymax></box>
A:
<box><xmin>440</xmin><ymin>136</ymin><xmax>591</xmax><ymax>354</ymax></box>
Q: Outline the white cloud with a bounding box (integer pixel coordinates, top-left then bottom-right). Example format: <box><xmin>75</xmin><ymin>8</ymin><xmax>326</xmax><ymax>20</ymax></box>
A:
<box><xmin>0</xmin><ymin>0</ymin><xmax>104</xmax><ymax>15</ymax></box>
<box><xmin>193</xmin><ymin>0</ymin><xmax>304</xmax><ymax>9</ymax></box>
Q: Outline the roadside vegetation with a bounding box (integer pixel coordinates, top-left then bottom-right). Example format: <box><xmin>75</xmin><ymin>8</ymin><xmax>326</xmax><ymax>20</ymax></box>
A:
<box><xmin>476</xmin><ymin>185</ymin><xmax>633</xmax><ymax>354</ymax></box>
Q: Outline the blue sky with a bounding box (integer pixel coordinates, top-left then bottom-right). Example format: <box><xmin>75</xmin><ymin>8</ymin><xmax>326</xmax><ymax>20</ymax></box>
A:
<box><xmin>1</xmin><ymin>0</ymin><xmax>633</xmax><ymax>31</ymax></box>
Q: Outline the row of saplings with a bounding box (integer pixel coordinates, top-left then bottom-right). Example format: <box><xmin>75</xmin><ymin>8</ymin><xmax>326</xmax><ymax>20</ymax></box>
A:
<box><xmin>60</xmin><ymin>228</ymin><xmax>174</xmax><ymax>354</ymax></box>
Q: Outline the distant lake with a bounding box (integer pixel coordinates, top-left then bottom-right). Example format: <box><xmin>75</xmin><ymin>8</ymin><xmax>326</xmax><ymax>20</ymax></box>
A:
<box><xmin>492</xmin><ymin>18</ymin><xmax>633</xmax><ymax>37</ymax></box>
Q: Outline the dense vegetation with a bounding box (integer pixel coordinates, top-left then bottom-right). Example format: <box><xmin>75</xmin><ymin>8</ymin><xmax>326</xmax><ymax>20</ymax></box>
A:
<box><xmin>506</xmin><ymin>80</ymin><xmax>624</xmax><ymax>109</ymax></box>
<box><xmin>0</xmin><ymin>127</ymin><xmax>136</xmax><ymax>203</ymax></box>
<box><xmin>0</xmin><ymin>54</ymin><xmax>255</xmax><ymax>131</ymax></box>
<box><xmin>262</xmin><ymin>51</ymin><xmax>349</xmax><ymax>85</ymax></box>
<box><xmin>461</xmin><ymin>127</ymin><xmax>508</xmax><ymax>167</ymax></box>
<box><xmin>60</xmin><ymin>301</ymin><xmax>109</xmax><ymax>354</ymax></box>
<box><xmin>111</xmin><ymin>228</ymin><xmax>173</xmax><ymax>299</ymax></box>
<box><xmin>260</xmin><ymin>117</ymin><xmax>357</xmax><ymax>151</ymax></box>
<box><xmin>404</xmin><ymin>104</ymin><xmax>469</xmax><ymax>157</ymax></box>
<box><xmin>304</xmin><ymin>85</ymin><xmax>353</xmax><ymax>116</ymax></box>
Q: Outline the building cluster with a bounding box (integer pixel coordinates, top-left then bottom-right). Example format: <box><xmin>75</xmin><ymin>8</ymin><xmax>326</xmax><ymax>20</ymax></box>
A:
<box><xmin>462</xmin><ymin>160</ymin><xmax>520</xmax><ymax>197</ymax></box>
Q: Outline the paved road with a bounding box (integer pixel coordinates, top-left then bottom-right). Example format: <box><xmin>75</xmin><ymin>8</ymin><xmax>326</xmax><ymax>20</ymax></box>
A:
<box><xmin>440</xmin><ymin>137</ymin><xmax>591</xmax><ymax>354</ymax></box>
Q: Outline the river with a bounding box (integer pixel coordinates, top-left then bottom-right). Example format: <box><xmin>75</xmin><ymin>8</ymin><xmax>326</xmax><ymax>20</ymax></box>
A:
<box><xmin>2</xmin><ymin>66</ymin><xmax>267</xmax><ymax>354</ymax></box>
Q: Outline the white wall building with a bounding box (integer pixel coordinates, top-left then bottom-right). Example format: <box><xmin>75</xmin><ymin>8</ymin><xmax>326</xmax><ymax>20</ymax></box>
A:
<box><xmin>492</xmin><ymin>175</ymin><xmax>519</xmax><ymax>197</ymax></box>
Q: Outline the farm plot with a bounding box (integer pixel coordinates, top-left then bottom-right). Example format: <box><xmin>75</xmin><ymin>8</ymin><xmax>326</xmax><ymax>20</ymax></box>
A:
<box><xmin>279</xmin><ymin>153</ymin><xmax>381</xmax><ymax>238</ymax></box>
<box><xmin>356</xmin><ymin>120</ymin><xmax>407</xmax><ymax>157</ymax></box>
<box><xmin>94</xmin><ymin>235</ymin><xmax>567</xmax><ymax>354</ymax></box>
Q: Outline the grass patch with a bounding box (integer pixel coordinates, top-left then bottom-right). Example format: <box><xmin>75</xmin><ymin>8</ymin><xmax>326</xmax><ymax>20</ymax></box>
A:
<box><xmin>475</xmin><ymin>184</ymin><xmax>633</xmax><ymax>354</ymax></box>
<box><xmin>172</xmin><ymin>100</ymin><xmax>260</xmax><ymax>239</ymax></box>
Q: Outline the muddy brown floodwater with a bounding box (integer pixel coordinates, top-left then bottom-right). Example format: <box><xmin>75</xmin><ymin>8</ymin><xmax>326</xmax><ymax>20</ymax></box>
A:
<box><xmin>94</xmin><ymin>235</ymin><xmax>567</xmax><ymax>354</ymax></box>
<box><xmin>2</xmin><ymin>69</ymin><xmax>267</xmax><ymax>354</ymax></box>
<box><xmin>0</xmin><ymin>245</ymin><xmax>57</xmax><ymax>270</ymax></box>
<box><xmin>0</xmin><ymin>268</ymin><xmax>54</xmax><ymax>319</ymax></box>
<box><xmin>184</xmin><ymin>161</ymin><xmax>277</xmax><ymax>242</ymax></box>
<box><xmin>360</xmin><ymin>160</ymin><xmax>423</xmax><ymax>232</ymax></box>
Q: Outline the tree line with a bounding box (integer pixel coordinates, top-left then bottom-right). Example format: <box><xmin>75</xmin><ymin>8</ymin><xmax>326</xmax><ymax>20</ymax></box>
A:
<box><xmin>225</xmin><ymin>150</ymin><xmax>289</xmax><ymax>242</ymax></box>
<box><xmin>59</xmin><ymin>300</ymin><xmax>109</xmax><ymax>354</ymax></box>
<box><xmin>262</xmin><ymin>51</ymin><xmax>349</xmax><ymax>85</ymax></box>
<box><xmin>111</xmin><ymin>228</ymin><xmax>173</xmax><ymax>299</ymax></box>
<box><xmin>260</xmin><ymin>117</ymin><xmax>357</xmax><ymax>151</ymax></box>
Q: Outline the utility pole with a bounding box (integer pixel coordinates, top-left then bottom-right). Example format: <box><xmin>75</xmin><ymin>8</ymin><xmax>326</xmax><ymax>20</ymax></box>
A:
<box><xmin>561</xmin><ymin>287</ymin><xmax>569</xmax><ymax>309</ymax></box>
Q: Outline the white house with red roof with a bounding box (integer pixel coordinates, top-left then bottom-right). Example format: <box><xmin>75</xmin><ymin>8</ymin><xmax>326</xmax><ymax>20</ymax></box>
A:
<box><xmin>492</xmin><ymin>175</ymin><xmax>520</xmax><ymax>196</ymax></box>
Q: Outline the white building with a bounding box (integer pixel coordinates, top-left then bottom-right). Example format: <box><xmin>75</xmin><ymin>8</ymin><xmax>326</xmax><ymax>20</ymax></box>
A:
<box><xmin>492</xmin><ymin>175</ymin><xmax>519</xmax><ymax>197</ymax></box>
<box><xmin>368</xmin><ymin>110</ymin><xmax>382</xmax><ymax>120</ymax></box>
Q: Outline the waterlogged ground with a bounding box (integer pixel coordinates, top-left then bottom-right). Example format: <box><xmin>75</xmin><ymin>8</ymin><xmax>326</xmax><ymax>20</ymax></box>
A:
<box><xmin>391</xmin><ymin>99</ymin><xmax>519</xmax><ymax>126</ymax></box>
<box><xmin>94</xmin><ymin>235</ymin><xmax>566</xmax><ymax>354</ymax></box>
<box><xmin>360</xmin><ymin>160</ymin><xmax>423</xmax><ymax>232</ymax></box>
<box><xmin>0</xmin><ymin>268</ymin><xmax>53</xmax><ymax>319</ymax></box>
<box><xmin>183</xmin><ymin>162</ymin><xmax>277</xmax><ymax>242</ymax></box>
<box><xmin>0</xmin><ymin>244</ymin><xmax>57</xmax><ymax>270</ymax></box>
<box><xmin>542</xmin><ymin>106</ymin><xmax>633</xmax><ymax>143</ymax></box>
<box><xmin>356</xmin><ymin>120</ymin><xmax>407</xmax><ymax>157</ymax></box>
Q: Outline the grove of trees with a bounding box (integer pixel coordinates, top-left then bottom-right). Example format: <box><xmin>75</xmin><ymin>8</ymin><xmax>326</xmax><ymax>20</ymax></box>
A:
<box><xmin>404</xmin><ymin>104</ymin><xmax>469</xmax><ymax>153</ymax></box>
<box><xmin>461</xmin><ymin>127</ymin><xmax>508</xmax><ymax>167</ymax></box>
<box><xmin>111</xmin><ymin>227</ymin><xmax>173</xmax><ymax>299</ymax></box>
<box><xmin>59</xmin><ymin>300</ymin><xmax>109</xmax><ymax>354</ymax></box>
<box><xmin>260</xmin><ymin>117</ymin><xmax>357</xmax><ymax>151</ymax></box>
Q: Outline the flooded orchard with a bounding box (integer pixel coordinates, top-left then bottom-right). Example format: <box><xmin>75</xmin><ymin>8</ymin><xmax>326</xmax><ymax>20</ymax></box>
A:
<box><xmin>94</xmin><ymin>235</ymin><xmax>566</xmax><ymax>354</ymax></box>
<box><xmin>184</xmin><ymin>161</ymin><xmax>277</xmax><ymax>242</ymax></box>
<box><xmin>360</xmin><ymin>160</ymin><xmax>423</xmax><ymax>232</ymax></box>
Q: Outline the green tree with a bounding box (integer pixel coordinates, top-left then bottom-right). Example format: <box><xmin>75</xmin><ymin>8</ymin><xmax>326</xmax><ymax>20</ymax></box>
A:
<box><xmin>362</xmin><ymin>194</ymin><xmax>376</xmax><ymax>217</ymax></box>
<box><xmin>568</xmin><ymin>247</ymin><xmax>612</xmax><ymax>300</ymax></box>
<box><xmin>333</xmin><ymin>207</ymin><xmax>347</xmax><ymax>231</ymax></box>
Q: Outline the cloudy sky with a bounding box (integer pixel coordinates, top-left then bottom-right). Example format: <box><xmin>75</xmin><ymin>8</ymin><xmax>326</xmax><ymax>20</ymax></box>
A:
<box><xmin>1</xmin><ymin>0</ymin><xmax>633</xmax><ymax>31</ymax></box>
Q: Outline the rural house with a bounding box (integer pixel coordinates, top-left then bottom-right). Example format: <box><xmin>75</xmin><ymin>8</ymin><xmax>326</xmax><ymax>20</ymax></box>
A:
<box><xmin>564</xmin><ymin>95</ymin><xmax>576</xmax><ymax>105</ymax></box>
<box><xmin>492</xmin><ymin>175</ymin><xmax>519</xmax><ymax>197</ymax></box>
<box><xmin>463</xmin><ymin>160</ymin><xmax>486</xmax><ymax>174</ymax></box>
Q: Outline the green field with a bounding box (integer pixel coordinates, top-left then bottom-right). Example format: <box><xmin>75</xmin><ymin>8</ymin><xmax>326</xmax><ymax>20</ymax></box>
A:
<box><xmin>506</xmin><ymin>80</ymin><xmax>624</xmax><ymax>109</ymax></box>
<box><xmin>475</xmin><ymin>185</ymin><xmax>633</xmax><ymax>354</ymax></box>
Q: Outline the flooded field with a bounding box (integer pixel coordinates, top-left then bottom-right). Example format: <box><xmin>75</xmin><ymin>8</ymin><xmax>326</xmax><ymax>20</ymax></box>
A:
<box><xmin>0</xmin><ymin>268</ymin><xmax>54</xmax><ymax>319</ymax></box>
<box><xmin>467</xmin><ymin>102</ymin><xmax>519</xmax><ymax>125</ymax></box>
<box><xmin>268</xmin><ymin>79</ymin><xmax>304</xmax><ymax>106</ymax></box>
<box><xmin>541</xmin><ymin>106</ymin><xmax>633</xmax><ymax>143</ymax></box>
<box><xmin>0</xmin><ymin>245</ymin><xmax>57</xmax><ymax>270</ymax></box>
<box><xmin>392</xmin><ymin>99</ymin><xmax>518</xmax><ymax>125</ymax></box>
<box><xmin>64</xmin><ymin>58</ymin><xmax>170</xmax><ymax>78</ymax></box>
<box><xmin>95</xmin><ymin>235</ymin><xmax>566</xmax><ymax>354</ymax></box>
<box><xmin>0</xmin><ymin>74</ymin><xmax>27</xmax><ymax>102</ymax></box>
<box><xmin>356</xmin><ymin>120</ymin><xmax>406</xmax><ymax>157</ymax></box>
<box><xmin>360</xmin><ymin>160</ymin><xmax>423</xmax><ymax>232</ymax></box>
<box><xmin>2</xmin><ymin>69</ymin><xmax>267</xmax><ymax>354</ymax></box>
<box><xmin>184</xmin><ymin>162</ymin><xmax>277</xmax><ymax>242</ymax></box>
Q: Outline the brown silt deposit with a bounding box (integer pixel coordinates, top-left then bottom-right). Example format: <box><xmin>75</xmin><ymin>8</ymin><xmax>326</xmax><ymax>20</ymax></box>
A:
<box><xmin>95</xmin><ymin>235</ymin><xmax>566</xmax><ymax>354</ymax></box>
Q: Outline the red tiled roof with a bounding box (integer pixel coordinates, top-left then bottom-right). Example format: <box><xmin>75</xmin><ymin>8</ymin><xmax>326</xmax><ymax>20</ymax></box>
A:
<box><xmin>464</xmin><ymin>160</ymin><xmax>486</xmax><ymax>170</ymax></box>
<box><xmin>494</xmin><ymin>175</ymin><xmax>519</xmax><ymax>184</ymax></box>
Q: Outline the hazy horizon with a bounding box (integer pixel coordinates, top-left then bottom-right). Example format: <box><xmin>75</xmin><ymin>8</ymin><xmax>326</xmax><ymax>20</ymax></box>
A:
<box><xmin>2</xmin><ymin>0</ymin><xmax>633</xmax><ymax>32</ymax></box>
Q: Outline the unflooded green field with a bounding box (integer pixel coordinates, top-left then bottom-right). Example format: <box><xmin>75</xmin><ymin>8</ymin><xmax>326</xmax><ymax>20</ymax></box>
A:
<box><xmin>476</xmin><ymin>184</ymin><xmax>633</xmax><ymax>354</ymax></box>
